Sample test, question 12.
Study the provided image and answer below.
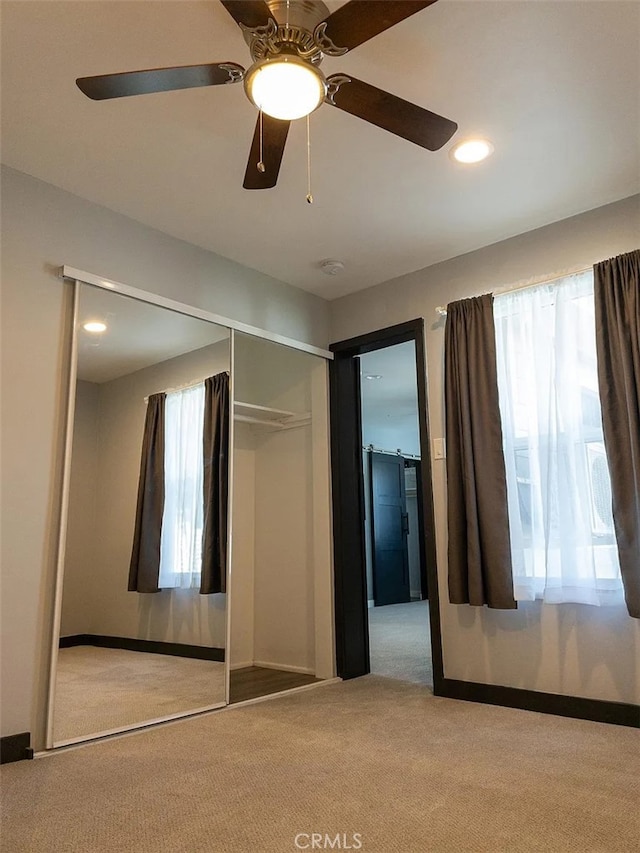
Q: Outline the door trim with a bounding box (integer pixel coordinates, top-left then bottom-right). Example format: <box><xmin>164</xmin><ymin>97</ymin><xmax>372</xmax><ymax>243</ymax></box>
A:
<box><xmin>329</xmin><ymin>319</ymin><xmax>444</xmax><ymax>688</ymax></box>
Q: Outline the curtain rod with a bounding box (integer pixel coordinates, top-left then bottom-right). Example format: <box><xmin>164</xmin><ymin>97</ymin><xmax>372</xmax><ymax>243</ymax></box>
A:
<box><xmin>143</xmin><ymin>371</ymin><xmax>228</xmax><ymax>403</ymax></box>
<box><xmin>435</xmin><ymin>263</ymin><xmax>593</xmax><ymax>316</ymax></box>
<box><xmin>363</xmin><ymin>444</ymin><xmax>421</xmax><ymax>460</ymax></box>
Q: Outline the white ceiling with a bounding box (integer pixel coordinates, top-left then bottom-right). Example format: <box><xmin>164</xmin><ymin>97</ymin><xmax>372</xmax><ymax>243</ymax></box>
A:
<box><xmin>2</xmin><ymin>1</ymin><xmax>638</xmax><ymax>300</ymax></box>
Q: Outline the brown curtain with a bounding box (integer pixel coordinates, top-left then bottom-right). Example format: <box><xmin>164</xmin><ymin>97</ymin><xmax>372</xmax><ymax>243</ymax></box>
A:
<box><xmin>201</xmin><ymin>372</ymin><xmax>229</xmax><ymax>594</ymax></box>
<box><xmin>594</xmin><ymin>249</ymin><xmax>640</xmax><ymax>619</ymax></box>
<box><xmin>128</xmin><ymin>392</ymin><xmax>166</xmax><ymax>593</ymax></box>
<box><xmin>445</xmin><ymin>294</ymin><xmax>516</xmax><ymax>609</ymax></box>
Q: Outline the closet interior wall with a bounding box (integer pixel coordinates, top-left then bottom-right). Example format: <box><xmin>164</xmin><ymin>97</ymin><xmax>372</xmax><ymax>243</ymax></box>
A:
<box><xmin>230</xmin><ymin>333</ymin><xmax>334</xmax><ymax>679</ymax></box>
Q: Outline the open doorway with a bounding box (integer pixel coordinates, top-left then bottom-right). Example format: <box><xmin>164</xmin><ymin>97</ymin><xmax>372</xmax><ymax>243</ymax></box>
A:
<box><xmin>360</xmin><ymin>343</ymin><xmax>431</xmax><ymax>686</ymax></box>
<box><xmin>329</xmin><ymin>320</ymin><xmax>443</xmax><ymax>691</ymax></box>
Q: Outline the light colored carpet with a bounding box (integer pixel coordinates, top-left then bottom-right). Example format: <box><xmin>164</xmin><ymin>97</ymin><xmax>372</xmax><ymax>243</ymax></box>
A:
<box><xmin>53</xmin><ymin>647</ymin><xmax>225</xmax><ymax>742</ymax></box>
<box><xmin>3</xmin><ymin>676</ymin><xmax>638</xmax><ymax>852</ymax></box>
<box><xmin>368</xmin><ymin>600</ymin><xmax>432</xmax><ymax>686</ymax></box>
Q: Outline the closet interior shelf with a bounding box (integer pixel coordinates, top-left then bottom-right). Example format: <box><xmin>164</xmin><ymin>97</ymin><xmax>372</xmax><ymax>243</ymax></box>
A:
<box><xmin>233</xmin><ymin>401</ymin><xmax>311</xmax><ymax>430</ymax></box>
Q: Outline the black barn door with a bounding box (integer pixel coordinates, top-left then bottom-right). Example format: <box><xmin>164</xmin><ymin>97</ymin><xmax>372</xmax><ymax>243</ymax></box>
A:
<box><xmin>370</xmin><ymin>452</ymin><xmax>410</xmax><ymax>606</ymax></box>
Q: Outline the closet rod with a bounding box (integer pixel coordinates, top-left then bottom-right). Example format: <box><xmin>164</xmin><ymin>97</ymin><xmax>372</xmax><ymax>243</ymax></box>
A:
<box><xmin>363</xmin><ymin>445</ymin><xmax>421</xmax><ymax>460</ymax></box>
<box><xmin>435</xmin><ymin>263</ymin><xmax>593</xmax><ymax>316</ymax></box>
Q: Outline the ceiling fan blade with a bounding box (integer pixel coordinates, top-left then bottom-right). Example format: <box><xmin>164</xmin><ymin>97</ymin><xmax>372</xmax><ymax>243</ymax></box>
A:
<box><xmin>326</xmin><ymin>75</ymin><xmax>457</xmax><ymax>151</ymax></box>
<box><xmin>243</xmin><ymin>114</ymin><xmax>290</xmax><ymax>189</ymax></box>
<box><xmin>220</xmin><ymin>1</ymin><xmax>276</xmax><ymax>30</ymax></box>
<box><xmin>76</xmin><ymin>62</ymin><xmax>245</xmax><ymax>100</ymax></box>
<box><xmin>314</xmin><ymin>1</ymin><xmax>437</xmax><ymax>55</ymax></box>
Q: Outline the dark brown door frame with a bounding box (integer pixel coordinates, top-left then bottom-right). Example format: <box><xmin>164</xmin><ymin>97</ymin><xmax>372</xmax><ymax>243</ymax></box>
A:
<box><xmin>329</xmin><ymin>319</ymin><xmax>444</xmax><ymax>689</ymax></box>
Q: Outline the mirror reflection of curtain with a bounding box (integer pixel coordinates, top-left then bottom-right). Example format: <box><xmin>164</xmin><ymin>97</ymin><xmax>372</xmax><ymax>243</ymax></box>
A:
<box><xmin>127</xmin><ymin>372</ymin><xmax>229</xmax><ymax>595</ymax></box>
<box><xmin>128</xmin><ymin>392</ymin><xmax>166</xmax><ymax>593</ymax></box>
<box><xmin>201</xmin><ymin>372</ymin><xmax>229</xmax><ymax>594</ymax></box>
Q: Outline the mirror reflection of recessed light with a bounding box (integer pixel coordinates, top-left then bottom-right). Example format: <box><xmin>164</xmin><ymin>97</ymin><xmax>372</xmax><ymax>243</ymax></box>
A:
<box><xmin>83</xmin><ymin>321</ymin><xmax>107</xmax><ymax>333</ymax></box>
<box><xmin>451</xmin><ymin>138</ymin><xmax>494</xmax><ymax>164</ymax></box>
<box><xmin>364</xmin><ymin>374</ymin><xmax>383</xmax><ymax>380</ymax></box>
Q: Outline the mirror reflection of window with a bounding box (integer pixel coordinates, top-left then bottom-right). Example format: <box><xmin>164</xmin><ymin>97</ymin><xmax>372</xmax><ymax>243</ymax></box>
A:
<box><xmin>160</xmin><ymin>383</ymin><xmax>206</xmax><ymax>589</ymax></box>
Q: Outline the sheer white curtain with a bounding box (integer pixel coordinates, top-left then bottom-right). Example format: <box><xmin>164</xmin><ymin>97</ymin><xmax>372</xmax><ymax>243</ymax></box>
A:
<box><xmin>159</xmin><ymin>383</ymin><xmax>205</xmax><ymax>589</ymax></box>
<box><xmin>494</xmin><ymin>271</ymin><xmax>622</xmax><ymax>605</ymax></box>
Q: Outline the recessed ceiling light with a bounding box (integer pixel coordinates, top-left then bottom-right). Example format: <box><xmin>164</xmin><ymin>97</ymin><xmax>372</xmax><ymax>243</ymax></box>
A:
<box><xmin>451</xmin><ymin>138</ymin><xmax>494</xmax><ymax>164</ymax></box>
<box><xmin>364</xmin><ymin>374</ymin><xmax>383</xmax><ymax>381</ymax></box>
<box><xmin>83</xmin><ymin>321</ymin><xmax>107</xmax><ymax>333</ymax></box>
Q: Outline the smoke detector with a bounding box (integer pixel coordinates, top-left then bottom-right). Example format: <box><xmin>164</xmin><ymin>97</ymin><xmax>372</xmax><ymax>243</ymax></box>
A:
<box><xmin>320</xmin><ymin>258</ymin><xmax>345</xmax><ymax>276</ymax></box>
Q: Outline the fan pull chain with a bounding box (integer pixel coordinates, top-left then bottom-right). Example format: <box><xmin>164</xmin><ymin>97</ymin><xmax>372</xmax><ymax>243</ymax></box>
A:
<box><xmin>306</xmin><ymin>114</ymin><xmax>313</xmax><ymax>204</ymax></box>
<box><xmin>257</xmin><ymin>110</ymin><xmax>265</xmax><ymax>173</ymax></box>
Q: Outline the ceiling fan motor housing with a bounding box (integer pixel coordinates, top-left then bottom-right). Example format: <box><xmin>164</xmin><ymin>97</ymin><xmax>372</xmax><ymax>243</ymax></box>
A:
<box><xmin>266</xmin><ymin>0</ymin><xmax>330</xmax><ymax>30</ymax></box>
<box><xmin>243</xmin><ymin>0</ymin><xmax>330</xmax><ymax>64</ymax></box>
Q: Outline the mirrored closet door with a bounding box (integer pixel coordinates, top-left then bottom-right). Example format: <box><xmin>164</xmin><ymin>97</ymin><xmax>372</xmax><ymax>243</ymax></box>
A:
<box><xmin>50</xmin><ymin>283</ymin><xmax>230</xmax><ymax>746</ymax></box>
<box><xmin>228</xmin><ymin>333</ymin><xmax>334</xmax><ymax>703</ymax></box>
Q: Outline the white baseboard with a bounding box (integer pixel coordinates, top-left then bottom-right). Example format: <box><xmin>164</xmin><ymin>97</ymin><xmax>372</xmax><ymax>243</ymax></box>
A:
<box><xmin>367</xmin><ymin>599</ymin><xmax>375</xmax><ymax>609</ymax></box>
<box><xmin>253</xmin><ymin>659</ymin><xmax>315</xmax><ymax>675</ymax></box>
<box><xmin>229</xmin><ymin>661</ymin><xmax>254</xmax><ymax>671</ymax></box>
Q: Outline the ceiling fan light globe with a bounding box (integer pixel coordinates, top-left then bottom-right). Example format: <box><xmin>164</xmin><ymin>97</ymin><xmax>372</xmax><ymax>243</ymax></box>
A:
<box><xmin>245</xmin><ymin>57</ymin><xmax>326</xmax><ymax>121</ymax></box>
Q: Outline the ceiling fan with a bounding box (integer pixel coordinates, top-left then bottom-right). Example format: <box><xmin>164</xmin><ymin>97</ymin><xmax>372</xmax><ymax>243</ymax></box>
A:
<box><xmin>76</xmin><ymin>0</ymin><xmax>458</xmax><ymax>190</ymax></box>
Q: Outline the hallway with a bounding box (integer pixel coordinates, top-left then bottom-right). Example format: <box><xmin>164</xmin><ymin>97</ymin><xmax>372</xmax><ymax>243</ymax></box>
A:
<box><xmin>368</xmin><ymin>600</ymin><xmax>432</xmax><ymax>687</ymax></box>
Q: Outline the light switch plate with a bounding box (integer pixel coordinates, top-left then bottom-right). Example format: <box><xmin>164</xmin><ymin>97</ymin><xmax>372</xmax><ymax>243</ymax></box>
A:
<box><xmin>433</xmin><ymin>438</ymin><xmax>446</xmax><ymax>459</ymax></box>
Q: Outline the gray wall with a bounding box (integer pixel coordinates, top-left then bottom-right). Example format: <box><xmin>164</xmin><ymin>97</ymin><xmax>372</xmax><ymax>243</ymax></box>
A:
<box><xmin>331</xmin><ymin>195</ymin><xmax>640</xmax><ymax>705</ymax></box>
<box><xmin>0</xmin><ymin>166</ymin><xmax>330</xmax><ymax>746</ymax></box>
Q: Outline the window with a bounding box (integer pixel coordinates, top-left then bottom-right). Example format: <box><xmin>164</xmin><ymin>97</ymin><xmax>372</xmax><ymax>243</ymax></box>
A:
<box><xmin>158</xmin><ymin>383</ymin><xmax>205</xmax><ymax>588</ymax></box>
<box><xmin>494</xmin><ymin>271</ymin><xmax>622</xmax><ymax>605</ymax></box>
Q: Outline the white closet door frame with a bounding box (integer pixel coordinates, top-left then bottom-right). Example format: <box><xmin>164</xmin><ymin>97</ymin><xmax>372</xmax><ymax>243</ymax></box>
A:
<box><xmin>224</xmin><ymin>330</ymin><xmax>236</xmax><ymax>705</ymax></box>
<box><xmin>60</xmin><ymin>267</ymin><xmax>333</xmax><ymax>360</ymax></box>
<box><xmin>47</xmin><ymin>268</ymin><xmax>334</xmax><ymax>748</ymax></box>
<box><xmin>45</xmin><ymin>280</ymin><xmax>80</xmax><ymax>748</ymax></box>
<box><xmin>46</xmin><ymin>278</ymin><xmax>234</xmax><ymax>748</ymax></box>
